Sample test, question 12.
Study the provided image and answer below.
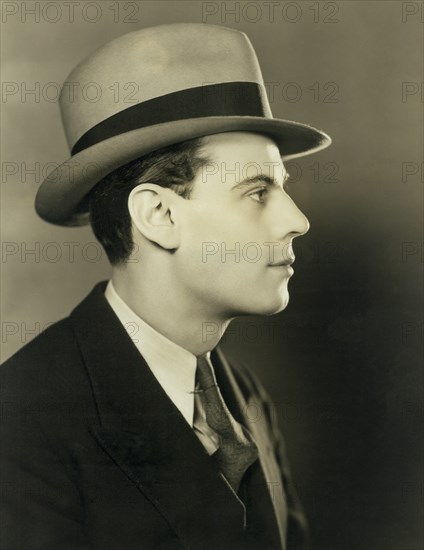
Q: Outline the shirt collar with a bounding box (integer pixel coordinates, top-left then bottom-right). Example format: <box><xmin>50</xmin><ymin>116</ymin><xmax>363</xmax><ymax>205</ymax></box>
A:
<box><xmin>104</xmin><ymin>280</ymin><xmax>210</xmax><ymax>427</ymax></box>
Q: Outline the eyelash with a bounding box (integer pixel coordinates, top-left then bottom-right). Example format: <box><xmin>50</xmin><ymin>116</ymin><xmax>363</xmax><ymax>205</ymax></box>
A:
<box><xmin>248</xmin><ymin>177</ymin><xmax>291</xmax><ymax>203</ymax></box>
<box><xmin>249</xmin><ymin>187</ymin><xmax>269</xmax><ymax>203</ymax></box>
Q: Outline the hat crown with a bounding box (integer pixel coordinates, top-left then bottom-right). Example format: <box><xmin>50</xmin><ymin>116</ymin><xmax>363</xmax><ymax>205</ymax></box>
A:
<box><xmin>36</xmin><ymin>23</ymin><xmax>331</xmax><ymax>227</ymax></box>
<box><xmin>60</xmin><ymin>23</ymin><xmax>270</xmax><ymax>149</ymax></box>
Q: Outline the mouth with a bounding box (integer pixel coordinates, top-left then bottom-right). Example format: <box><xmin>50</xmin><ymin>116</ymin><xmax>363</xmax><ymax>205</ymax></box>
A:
<box><xmin>268</xmin><ymin>257</ymin><xmax>295</xmax><ymax>276</ymax></box>
<box><xmin>268</xmin><ymin>258</ymin><xmax>295</xmax><ymax>267</ymax></box>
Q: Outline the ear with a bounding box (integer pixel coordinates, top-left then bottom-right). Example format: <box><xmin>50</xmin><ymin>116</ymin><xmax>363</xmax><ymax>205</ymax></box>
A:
<box><xmin>128</xmin><ymin>184</ymin><xmax>180</xmax><ymax>250</ymax></box>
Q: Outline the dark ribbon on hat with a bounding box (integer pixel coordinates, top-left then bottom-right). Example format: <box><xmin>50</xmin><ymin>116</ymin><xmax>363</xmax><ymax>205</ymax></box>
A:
<box><xmin>71</xmin><ymin>82</ymin><xmax>267</xmax><ymax>156</ymax></box>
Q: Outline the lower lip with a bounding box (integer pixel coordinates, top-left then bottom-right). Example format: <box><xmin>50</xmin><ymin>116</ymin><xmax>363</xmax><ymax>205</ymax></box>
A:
<box><xmin>269</xmin><ymin>264</ymin><xmax>294</xmax><ymax>275</ymax></box>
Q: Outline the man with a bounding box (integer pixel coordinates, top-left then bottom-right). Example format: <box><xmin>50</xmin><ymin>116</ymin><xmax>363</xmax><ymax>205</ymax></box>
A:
<box><xmin>1</xmin><ymin>24</ymin><xmax>331</xmax><ymax>550</ymax></box>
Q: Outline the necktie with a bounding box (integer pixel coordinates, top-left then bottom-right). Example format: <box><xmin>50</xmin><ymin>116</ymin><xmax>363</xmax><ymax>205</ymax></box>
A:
<box><xmin>195</xmin><ymin>354</ymin><xmax>259</xmax><ymax>493</ymax></box>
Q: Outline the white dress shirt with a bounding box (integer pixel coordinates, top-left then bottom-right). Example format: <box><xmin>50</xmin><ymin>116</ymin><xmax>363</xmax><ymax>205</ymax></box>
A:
<box><xmin>104</xmin><ymin>280</ymin><xmax>219</xmax><ymax>455</ymax></box>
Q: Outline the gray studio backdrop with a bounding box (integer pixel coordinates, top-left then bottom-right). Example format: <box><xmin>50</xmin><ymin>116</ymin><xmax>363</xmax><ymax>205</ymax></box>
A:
<box><xmin>1</xmin><ymin>1</ymin><xmax>423</xmax><ymax>549</ymax></box>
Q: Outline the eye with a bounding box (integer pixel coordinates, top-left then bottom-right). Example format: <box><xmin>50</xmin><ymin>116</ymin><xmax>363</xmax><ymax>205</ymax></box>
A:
<box><xmin>249</xmin><ymin>187</ymin><xmax>269</xmax><ymax>203</ymax></box>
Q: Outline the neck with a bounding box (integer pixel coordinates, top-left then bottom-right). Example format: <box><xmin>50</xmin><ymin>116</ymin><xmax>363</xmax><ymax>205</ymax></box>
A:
<box><xmin>111</xmin><ymin>267</ymin><xmax>233</xmax><ymax>357</ymax></box>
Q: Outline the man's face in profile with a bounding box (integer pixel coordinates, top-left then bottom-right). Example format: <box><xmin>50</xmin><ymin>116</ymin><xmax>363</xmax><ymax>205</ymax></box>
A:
<box><xmin>169</xmin><ymin>132</ymin><xmax>310</xmax><ymax>320</ymax></box>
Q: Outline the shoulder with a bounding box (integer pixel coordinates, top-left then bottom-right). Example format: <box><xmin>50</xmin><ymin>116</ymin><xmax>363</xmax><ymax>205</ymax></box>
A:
<box><xmin>1</xmin><ymin>316</ymin><xmax>88</xmax><ymax>404</ymax></box>
<box><xmin>1</xmin><ymin>280</ymin><xmax>108</xmax><ymax>390</ymax></box>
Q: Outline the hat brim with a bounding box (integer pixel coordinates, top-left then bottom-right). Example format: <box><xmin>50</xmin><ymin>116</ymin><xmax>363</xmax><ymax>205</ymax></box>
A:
<box><xmin>35</xmin><ymin>116</ymin><xmax>331</xmax><ymax>226</ymax></box>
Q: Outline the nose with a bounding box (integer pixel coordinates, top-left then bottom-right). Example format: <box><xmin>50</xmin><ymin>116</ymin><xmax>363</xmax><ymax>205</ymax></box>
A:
<box><xmin>273</xmin><ymin>192</ymin><xmax>310</xmax><ymax>239</ymax></box>
<box><xmin>294</xmin><ymin>203</ymin><xmax>310</xmax><ymax>237</ymax></box>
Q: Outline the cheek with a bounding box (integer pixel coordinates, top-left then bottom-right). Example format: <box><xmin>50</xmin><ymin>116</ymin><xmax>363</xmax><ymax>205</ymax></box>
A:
<box><xmin>181</xmin><ymin>209</ymin><xmax>231</xmax><ymax>252</ymax></box>
<box><xmin>180</xmin><ymin>201</ymin><xmax>268</xmax><ymax>271</ymax></box>
<box><xmin>198</xmin><ymin>205</ymin><xmax>260</xmax><ymax>243</ymax></box>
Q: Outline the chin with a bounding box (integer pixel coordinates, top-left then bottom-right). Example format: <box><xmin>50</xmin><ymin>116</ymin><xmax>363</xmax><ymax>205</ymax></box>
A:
<box><xmin>232</xmin><ymin>291</ymin><xmax>290</xmax><ymax>317</ymax></box>
<box><xmin>262</xmin><ymin>294</ymin><xmax>290</xmax><ymax>316</ymax></box>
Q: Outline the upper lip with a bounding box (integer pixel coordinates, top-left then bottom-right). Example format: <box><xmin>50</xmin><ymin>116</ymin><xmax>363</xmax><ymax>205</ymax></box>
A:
<box><xmin>269</xmin><ymin>258</ymin><xmax>295</xmax><ymax>266</ymax></box>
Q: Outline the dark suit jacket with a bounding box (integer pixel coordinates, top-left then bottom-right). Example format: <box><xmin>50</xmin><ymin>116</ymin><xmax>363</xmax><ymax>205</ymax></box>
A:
<box><xmin>1</xmin><ymin>282</ymin><xmax>308</xmax><ymax>550</ymax></box>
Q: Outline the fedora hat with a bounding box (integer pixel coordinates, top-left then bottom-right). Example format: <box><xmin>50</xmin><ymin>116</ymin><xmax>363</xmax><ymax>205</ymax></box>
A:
<box><xmin>35</xmin><ymin>23</ymin><xmax>332</xmax><ymax>226</ymax></box>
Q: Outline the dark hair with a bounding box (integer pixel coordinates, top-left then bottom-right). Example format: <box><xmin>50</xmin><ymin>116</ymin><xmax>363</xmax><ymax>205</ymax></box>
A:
<box><xmin>88</xmin><ymin>137</ymin><xmax>210</xmax><ymax>265</ymax></box>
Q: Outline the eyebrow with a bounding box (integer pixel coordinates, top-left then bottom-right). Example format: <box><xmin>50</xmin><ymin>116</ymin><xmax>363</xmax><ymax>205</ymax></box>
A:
<box><xmin>231</xmin><ymin>171</ymin><xmax>290</xmax><ymax>192</ymax></box>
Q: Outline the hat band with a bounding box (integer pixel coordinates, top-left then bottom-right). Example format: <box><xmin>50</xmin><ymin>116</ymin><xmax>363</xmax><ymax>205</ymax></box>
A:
<box><xmin>71</xmin><ymin>81</ymin><xmax>268</xmax><ymax>155</ymax></box>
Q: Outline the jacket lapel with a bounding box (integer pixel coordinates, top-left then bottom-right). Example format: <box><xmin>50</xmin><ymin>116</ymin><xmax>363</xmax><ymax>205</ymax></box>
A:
<box><xmin>212</xmin><ymin>347</ymin><xmax>288</xmax><ymax>549</ymax></box>
<box><xmin>70</xmin><ymin>282</ymin><xmax>253</xmax><ymax>550</ymax></box>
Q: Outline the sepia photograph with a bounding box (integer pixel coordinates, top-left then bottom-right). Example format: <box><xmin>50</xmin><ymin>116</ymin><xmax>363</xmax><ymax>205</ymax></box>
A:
<box><xmin>1</xmin><ymin>1</ymin><xmax>422</xmax><ymax>549</ymax></box>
